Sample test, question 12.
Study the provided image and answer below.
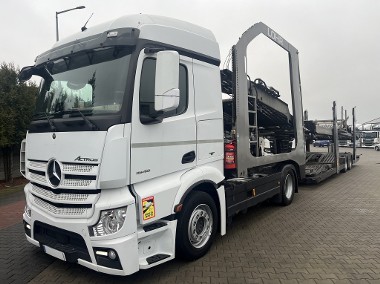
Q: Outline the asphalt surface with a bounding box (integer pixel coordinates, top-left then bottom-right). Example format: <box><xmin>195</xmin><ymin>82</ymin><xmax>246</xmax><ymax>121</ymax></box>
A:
<box><xmin>1</xmin><ymin>147</ymin><xmax>380</xmax><ymax>283</ymax></box>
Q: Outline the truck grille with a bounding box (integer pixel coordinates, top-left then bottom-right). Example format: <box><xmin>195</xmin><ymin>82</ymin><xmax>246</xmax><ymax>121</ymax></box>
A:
<box><xmin>27</xmin><ymin>159</ymin><xmax>99</xmax><ymax>189</ymax></box>
<box><xmin>26</xmin><ymin>159</ymin><xmax>100</xmax><ymax>218</ymax></box>
<box><xmin>63</xmin><ymin>164</ymin><xmax>97</xmax><ymax>174</ymax></box>
<box><xmin>29</xmin><ymin>160</ymin><xmax>46</xmax><ymax>169</ymax></box>
<box><xmin>34</xmin><ymin>196</ymin><xmax>89</xmax><ymax>217</ymax></box>
<box><xmin>61</xmin><ymin>179</ymin><xmax>93</xmax><ymax>187</ymax></box>
<box><xmin>31</xmin><ymin>183</ymin><xmax>90</xmax><ymax>202</ymax></box>
<box><xmin>30</xmin><ymin>171</ymin><xmax>47</xmax><ymax>184</ymax></box>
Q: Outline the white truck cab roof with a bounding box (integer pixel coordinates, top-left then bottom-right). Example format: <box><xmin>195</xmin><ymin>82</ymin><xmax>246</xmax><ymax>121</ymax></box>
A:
<box><xmin>46</xmin><ymin>14</ymin><xmax>220</xmax><ymax>65</ymax></box>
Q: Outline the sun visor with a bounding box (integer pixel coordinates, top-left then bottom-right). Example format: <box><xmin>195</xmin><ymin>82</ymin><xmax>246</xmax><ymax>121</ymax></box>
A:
<box><xmin>35</xmin><ymin>28</ymin><xmax>140</xmax><ymax>66</ymax></box>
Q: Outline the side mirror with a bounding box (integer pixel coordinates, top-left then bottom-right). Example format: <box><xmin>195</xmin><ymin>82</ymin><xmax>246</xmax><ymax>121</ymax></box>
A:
<box><xmin>154</xmin><ymin>51</ymin><xmax>180</xmax><ymax>112</ymax></box>
<box><xmin>18</xmin><ymin>65</ymin><xmax>53</xmax><ymax>82</ymax></box>
<box><xmin>18</xmin><ymin>66</ymin><xmax>34</xmax><ymax>82</ymax></box>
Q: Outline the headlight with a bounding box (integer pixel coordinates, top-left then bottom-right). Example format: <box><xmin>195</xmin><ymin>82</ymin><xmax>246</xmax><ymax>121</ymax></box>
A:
<box><xmin>90</xmin><ymin>207</ymin><xmax>127</xmax><ymax>237</ymax></box>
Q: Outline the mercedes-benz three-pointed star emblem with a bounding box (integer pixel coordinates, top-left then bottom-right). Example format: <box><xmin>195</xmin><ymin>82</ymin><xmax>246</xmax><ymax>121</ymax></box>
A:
<box><xmin>47</xmin><ymin>159</ymin><xmax>62</xmax><ymax>187</ymax></box>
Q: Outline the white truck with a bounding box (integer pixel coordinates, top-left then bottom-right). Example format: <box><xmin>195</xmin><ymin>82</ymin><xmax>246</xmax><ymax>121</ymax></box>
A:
<box><xmin>19</xmin><ymin>14</ymin><xmax>357</xmax><ymax>276</ymax></box>
<box><xmin>360</xmin><ymin>130</ymin><xmax>380</xmax><ymax>148</ymax></box>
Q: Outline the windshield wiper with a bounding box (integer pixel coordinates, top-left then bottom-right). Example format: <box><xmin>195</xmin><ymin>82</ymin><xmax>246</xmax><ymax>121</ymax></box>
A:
<box><xmin>70</xmin><ymin>108</ymin><xmax>99</xmax><ymax>130</ymax></box>
<box><xmin>33</xmin><ymin>112</ymin><xmax>57</xmax><ymax>131</ymax></box>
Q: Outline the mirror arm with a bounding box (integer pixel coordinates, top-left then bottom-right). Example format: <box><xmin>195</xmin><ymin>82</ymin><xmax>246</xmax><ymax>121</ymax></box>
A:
<box><xmin>144</xmin><ymin>47</ymin><xmax>166</xmax><ymax>54</ymax></box>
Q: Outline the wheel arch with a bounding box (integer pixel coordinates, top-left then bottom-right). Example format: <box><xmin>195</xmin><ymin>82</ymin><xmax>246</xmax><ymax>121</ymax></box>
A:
<box><xmin>172</xmin><ymin>166</ymin><xmax>224</xmax><ymax>212</ymax></box>
<box><xmin>177</xmin><ymin>180</ymin><xmax>221</xmax><ymax>229</ymax></box>
<box><xmin>173</xmin><ymin>166</ymin><xmax>225</xmax><ymax>234</ymax></box>
<box><xmin>179</xmin><ymin>180</ymin><xmax>218</xmax><ymax>203</ymax></box>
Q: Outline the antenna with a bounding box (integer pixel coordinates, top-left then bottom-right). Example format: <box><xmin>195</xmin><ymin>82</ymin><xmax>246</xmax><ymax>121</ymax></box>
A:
<box><xmin>81</xmin><ymin>13</ymin><xmax>94</xmax><ymax>32</ymax></box>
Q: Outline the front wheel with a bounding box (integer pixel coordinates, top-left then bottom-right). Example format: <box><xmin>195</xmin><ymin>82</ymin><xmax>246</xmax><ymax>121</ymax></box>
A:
<box><xmin>176</xmin><ymin>191</ymin><xmax>218</xmax><ymax>260</ymax></box>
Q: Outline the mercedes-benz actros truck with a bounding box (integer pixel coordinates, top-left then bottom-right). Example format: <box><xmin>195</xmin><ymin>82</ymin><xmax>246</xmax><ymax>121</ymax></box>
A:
<box><xmin>19</xmin><ymin>14</ymin><xmax>357</xmax><ymax>276</ymax></box>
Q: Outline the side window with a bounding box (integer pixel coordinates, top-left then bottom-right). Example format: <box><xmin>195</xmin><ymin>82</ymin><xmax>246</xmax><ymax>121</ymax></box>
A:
<box><xmin>139</xmin><ymin>58</ymin><xmax>188</xmax><ymax>119</ymax></box>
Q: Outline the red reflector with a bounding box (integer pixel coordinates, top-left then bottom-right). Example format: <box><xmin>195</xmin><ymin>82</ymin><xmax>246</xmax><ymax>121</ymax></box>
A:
<box><xmin>174</xmin><ymin>204</ymin><xmax>183</xmax><ymax>213</ymax></box>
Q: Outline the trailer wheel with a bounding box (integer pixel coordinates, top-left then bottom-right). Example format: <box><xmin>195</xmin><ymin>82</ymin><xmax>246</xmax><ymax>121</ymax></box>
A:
<box><xmin>273</xmin><ymin>165</ymin><xmax>296</xmax><ymax>206</ymax></box>
<box><xmin>176</xmin><ymin>191</ymin><xmax>218</xmax><ymax>260</ymax></box>
<box><xmin>341</xmin><ymin>157</ymin><xmax>348</xmax><ymax>173</ymax></box>
<box><xmin>347</xmin><ymin>156</ymin><xmax>352</xmax><ymax>170</ymax></box>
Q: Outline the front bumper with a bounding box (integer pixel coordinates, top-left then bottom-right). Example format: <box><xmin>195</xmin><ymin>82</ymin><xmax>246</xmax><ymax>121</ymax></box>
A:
<box><xmin>24</xmin><ymin>223</ymin><xmax>138</xmax><ymax>275</ymax></box>
<box><xmin>23</xmin><ymin>184</ymin><xmax>140</xmax><ymax>276</ymax></box>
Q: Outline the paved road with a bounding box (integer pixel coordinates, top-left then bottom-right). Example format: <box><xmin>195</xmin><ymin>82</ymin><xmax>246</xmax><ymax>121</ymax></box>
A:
<box><xmin>1</xmin><ymin>148</ymin><xmax>380</xmax><ymax>283</ymax></box>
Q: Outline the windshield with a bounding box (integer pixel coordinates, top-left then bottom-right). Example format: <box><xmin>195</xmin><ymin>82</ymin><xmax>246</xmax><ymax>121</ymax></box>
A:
<box><xmin>34</xmin><ymin>46</ymin><xmax>132</xmax><ymax>119</ymax></box>
<box><xmin>363</xmin><ymin>132</ymin><xmax>378</xmax><ymax>139</ymax></box>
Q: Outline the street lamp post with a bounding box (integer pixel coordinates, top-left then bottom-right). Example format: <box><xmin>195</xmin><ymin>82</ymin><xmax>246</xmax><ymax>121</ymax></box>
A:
<box><xmin>56</xmin><ymin>6</ymin><xmax>85</xmax><ymax>41</ymax></box>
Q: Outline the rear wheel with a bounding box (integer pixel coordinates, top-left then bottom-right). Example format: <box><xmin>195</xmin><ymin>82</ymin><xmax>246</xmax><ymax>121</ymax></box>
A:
<box><xmin>176</xmin><ymin>191</ymin><xmax>218</xmax><ymax>260</ymax></box>
<box><xmin>273</xmin><ymin>165</ymin><xmax>296</xmax><ymax>206</ymax></box>
<box><xmin>341</xmin><ymin>157</ymin><xmax>348</xmax><ymax>173</ymax></box>
<box><xmin>347</xmin><ymin>156</ymin><xmax>352</xmax><ymax>170</ymax></box>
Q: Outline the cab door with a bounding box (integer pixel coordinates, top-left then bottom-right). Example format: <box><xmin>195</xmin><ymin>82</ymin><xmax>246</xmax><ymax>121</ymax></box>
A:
<box><xmin>130</xmin><ymin>51</ymin><xmax>196</xmax><ymax>184</ymax></box>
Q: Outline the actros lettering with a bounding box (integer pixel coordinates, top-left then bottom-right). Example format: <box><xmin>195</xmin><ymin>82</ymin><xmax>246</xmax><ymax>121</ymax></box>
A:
<box><xmin>74</xmin><ymin>156</ymin><xmax>98</xmax><ymax>162</ymax></box>
<box><xmin>136</xmin><ymin>169</ymin><xmax>151</xmax><ymax>175</ymax></box>
<box><xmin>267</xmin><ymin>28</ymin><xmax>284</xmax><ymax>46</ymax></box>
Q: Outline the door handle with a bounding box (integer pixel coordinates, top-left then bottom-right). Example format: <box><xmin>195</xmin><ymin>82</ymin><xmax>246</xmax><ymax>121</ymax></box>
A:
<box><xmin>182</xmin><ymin>151</ymin><xmax>196</xmax><ymax>164</ymax></box>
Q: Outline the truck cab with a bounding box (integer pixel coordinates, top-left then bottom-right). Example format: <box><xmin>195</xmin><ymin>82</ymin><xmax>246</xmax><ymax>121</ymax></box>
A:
<box><xmin>20</xmin><ymin>14</ymin><xmax>225</xmax><ymax>275</ymax></box>
<box><xmin>361</xmin><ymin>131</ymin><xmax>380</xmax><ymax>147</ymax></box>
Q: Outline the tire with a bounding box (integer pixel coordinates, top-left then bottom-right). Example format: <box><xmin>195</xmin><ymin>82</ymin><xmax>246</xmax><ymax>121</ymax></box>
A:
<box><xmin>375</xmin><ymin>146</ymin><xmax>380</xmax><ymax>151</ymax></box>
<box><xmin>176</xmin><ymin>191</ymin><xmax>218</xmax><ymax>260</ymax></box>
<box><xmin>273</xmin><ymin>165</ymin><xmax>296</xmax><ymax>206</ymax></box>
<box><xmin>347</xmin><ymin>156</ymin><xmax>352</xmax><ymax>170</ymax></box>
<box><xmin>341</xmin><ymin>157</ymin><xmax>348</xmax><ymax>173</ymax></box>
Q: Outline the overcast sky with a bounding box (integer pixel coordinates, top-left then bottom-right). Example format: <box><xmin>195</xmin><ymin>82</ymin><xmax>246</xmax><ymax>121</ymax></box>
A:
<box><xmin>1</xmin><ymin>0</ymin><xmax>379</xmax><ymax>124</ymax></box>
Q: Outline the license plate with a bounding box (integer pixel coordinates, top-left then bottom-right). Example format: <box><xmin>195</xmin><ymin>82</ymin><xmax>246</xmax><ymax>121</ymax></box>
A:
<box><xmin>44</xmin><ymin>245</ymin><xmax>66</xmax><ymax>261</ymax></box>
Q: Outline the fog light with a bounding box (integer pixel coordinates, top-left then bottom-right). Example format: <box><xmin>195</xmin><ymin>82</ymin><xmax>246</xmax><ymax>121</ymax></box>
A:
<box><xmin>90</xmin><ymin>206</ymin><xmax>127</xmax><ymax>237</ymax></box>
<box><xmin>95</xmin><ymin>250</ymin><xmax>108</xmax><ymax>256</ymax></box>
<box><xmin>23</xmin><ymin>220</ymin><xmax>31</xmax><ymax>237</ymax></box>
<box><xmin>93</xmin><ymin>247</ymin><xmax>122</xmax><ymax>270</ymax></box>
<box><xmin>108</xmin><ymin>249</ymin><xmax>117</xmax><ymax>260</ymax></box>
